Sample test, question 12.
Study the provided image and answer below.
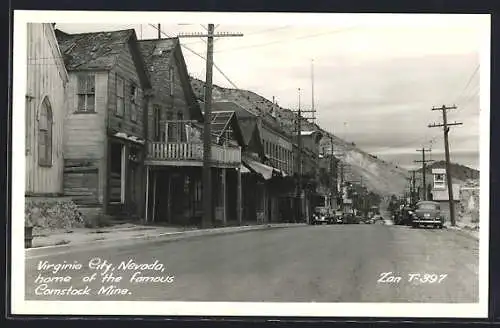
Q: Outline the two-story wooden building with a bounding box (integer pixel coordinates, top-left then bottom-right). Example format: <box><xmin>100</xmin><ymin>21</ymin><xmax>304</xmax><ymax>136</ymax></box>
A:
<box><xmin>296</xmin><ymin>130</ymin><xmax>323</xmax><ymax>222</ymax></box>
<box><xmin>26</xmin><ymin>23</ymin><xmax>69</xmax><ymax>197</ymax></box>
<box><xmin>55</xmin><ymin>28</ymin><xmax>152</xmax><ymax>220</ymax></box>
<box><xmin>138</xmin><ymin>39</ymin><xmax>244</xmax><ymax>227</ymax></box>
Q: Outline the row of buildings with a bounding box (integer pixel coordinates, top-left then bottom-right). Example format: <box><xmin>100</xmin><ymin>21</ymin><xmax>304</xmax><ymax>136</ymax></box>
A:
<box><xmin>25</xmin><ymin>23</ymin><xmax>333</xmax><ymax>227</ymax></box>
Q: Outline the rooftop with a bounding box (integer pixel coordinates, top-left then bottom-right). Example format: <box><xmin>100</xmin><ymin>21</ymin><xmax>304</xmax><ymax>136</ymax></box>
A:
<box><xmin>55</xmin><ymin>28</ymin><xmax>135</xmax><ymax>70</ymax></box>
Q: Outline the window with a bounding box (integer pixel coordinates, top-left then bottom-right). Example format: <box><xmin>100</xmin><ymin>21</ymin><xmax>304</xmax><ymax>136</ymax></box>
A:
<box><xmin>77</xmin><ymin>74</ymin><xmax>95</xmax><ymax>112</ymax></box>
<box><xmin>116</xmin><ymin>75</ymin><xmax>125</xmax><ymax>116</ymax></box>
<box><xmin>25</xmin><ymin>96</ymin><xmax>31</xmax><ymax>154</ymax></box>
<box><xmin>169</xmin><ymin>66</ymin><xmax>174</xmax><ymax>96</ymax></box>
<box><xmin>130</xmin><ymin>85</ymin><xmax>138</xmax><ymax>122</ymax></box>
<box><xmin>38</xmin><ymin>97</ymin><xmax>53</xmax><ymax>166</ymax></box>
<box><xmin>177</xmin><ymin>112</ymin><xmax>186</xmax><ymax>141</ymax></box>
<box><xmin>166</xmin><ymin>112</ymin><xmax>174</xmax><ymax>141</ymax></box>
<box><xmin>153</xmin><ymin>105</ymin><xmax>161</xmax><ymax>141</ymax></box>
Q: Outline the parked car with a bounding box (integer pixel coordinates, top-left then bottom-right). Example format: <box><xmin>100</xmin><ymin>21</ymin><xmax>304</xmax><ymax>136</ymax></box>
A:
<box><xmin>311</xmin><ymin>207</ymin><xmax>330</xmax><ymax>225</ymax></box>
<box><xmin>395</xmin><ymin>206</ymin><xmax>414</xmax><ymax>225</ymax></box>
<box><xmin>344</xmin><ymin>213</ymin><xmax>360</xmax><ymax>224</ymax></box>
<box><xmin>411</xmin><ymin>201</ymin><xmax>444</xmax><ymax>229</ymax></box>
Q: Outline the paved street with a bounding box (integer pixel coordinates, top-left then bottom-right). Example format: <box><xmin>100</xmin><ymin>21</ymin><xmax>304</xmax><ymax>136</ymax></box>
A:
<box><xmin>25</xmin><ymin>224</ymin><xmax>478</xmax><ymax>302</ymax></box>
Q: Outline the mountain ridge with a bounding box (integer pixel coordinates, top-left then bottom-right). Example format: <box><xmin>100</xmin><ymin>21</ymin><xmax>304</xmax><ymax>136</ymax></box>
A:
<box><xmin>189</xmin><ymin>77</ymin><xmax>409</xmax><ymax>197</ymax></box>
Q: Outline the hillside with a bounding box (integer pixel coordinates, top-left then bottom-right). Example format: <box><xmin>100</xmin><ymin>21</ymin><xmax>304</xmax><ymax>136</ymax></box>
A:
<box><xmin>190</xmin><ymin>78</ymin><xmax>409</xmax><ymax>197</ymax></box>
<box><xmin>417</xmin><ymin>161</ymin><xmax>480</xmax><ymax>183</ymax></box>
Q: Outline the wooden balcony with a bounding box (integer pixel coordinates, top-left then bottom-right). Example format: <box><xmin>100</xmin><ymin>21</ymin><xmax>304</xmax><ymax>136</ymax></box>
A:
<box><xmin>145</xmin><ymin>142</ymin><xmax>241</xmax><ymax>168</ymax></box>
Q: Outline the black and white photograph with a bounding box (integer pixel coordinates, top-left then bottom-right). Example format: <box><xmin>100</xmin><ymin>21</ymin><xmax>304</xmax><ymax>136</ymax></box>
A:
<box><xmin>12</xmin><ymin>11</ymin><xmax>490</xmax><ymax>318</ymax></box>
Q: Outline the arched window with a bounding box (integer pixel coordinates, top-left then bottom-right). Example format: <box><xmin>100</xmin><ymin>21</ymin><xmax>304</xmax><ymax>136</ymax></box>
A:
<box><xmin>38</xmin><ymin>97</ymin><xmax>53</xmax><ymax>166</ymax></box>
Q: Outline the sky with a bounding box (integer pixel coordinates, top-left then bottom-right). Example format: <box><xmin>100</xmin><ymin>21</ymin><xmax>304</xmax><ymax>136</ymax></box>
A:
<box><xmin>55</xmin><ymin>13</ymin><xmax>488</xmax><ymax>170</ymax></box>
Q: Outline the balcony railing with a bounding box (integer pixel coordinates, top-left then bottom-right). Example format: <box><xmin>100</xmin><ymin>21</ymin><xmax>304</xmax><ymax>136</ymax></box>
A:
<box><xmin>147</xmin><ymin>142</ymin><xmax>241</xmax><ymax>166</ymax></box>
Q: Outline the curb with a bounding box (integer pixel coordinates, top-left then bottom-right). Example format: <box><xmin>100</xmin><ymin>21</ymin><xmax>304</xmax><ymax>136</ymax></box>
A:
<box><xmin>445</xmin><ymin>225</ymin><xmax>480</xmax><ymax>241</ymax></box>
<box><xmin>25</xmin><ymin>223</ymin><xmax>307</xmax><ymax>259</ymax></box>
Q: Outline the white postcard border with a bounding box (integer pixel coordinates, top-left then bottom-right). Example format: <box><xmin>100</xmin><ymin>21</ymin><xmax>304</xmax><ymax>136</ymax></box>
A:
<box><xmin>11</xmin><ymin>10</ymin><xmax>491</xmax><ymax>318</ymax></box>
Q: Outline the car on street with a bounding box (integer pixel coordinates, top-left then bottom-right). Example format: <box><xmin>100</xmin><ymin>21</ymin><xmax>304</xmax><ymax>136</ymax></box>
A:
<box><xmin>394</xmin><ymin>206</ymin><xmax>414</xmax><ymax>225</ymax></box>
<box><xmin>344</xmin><ymin>213</ymin><xmax>360</xmax><ymax>224</ymax></box>
<box><xmin>411</xmin><ymin>201</ymin><xmax>444</xmax><ymax>229</ymax></box>
<box><xmin>311</xmin><ymin>207</ymin><xmax>331</xmax><ymax>225</ymax></box>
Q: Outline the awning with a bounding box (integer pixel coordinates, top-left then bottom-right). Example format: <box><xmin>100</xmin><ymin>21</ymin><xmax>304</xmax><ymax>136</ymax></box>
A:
<box><xmin>240</xmin><ymin>165</ymin><xmax>251</xmax><ymax>174</ymax></box>
<box><xmin>242</xmin><ymin>159</ymin><xmax>275</xmax><ymax>180</ymax></box>
<box><xmin>113</xmin><ymin>132</ymin><xmax>145</xmax><ymax>145</ymax></box>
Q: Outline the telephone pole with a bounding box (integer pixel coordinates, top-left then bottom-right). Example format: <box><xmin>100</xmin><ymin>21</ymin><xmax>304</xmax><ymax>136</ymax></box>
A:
<box><xmin>410</xmin><ymin>170</ymin><xmax>417</xmax><ymax>206</ymax></box>
<box><xmin>429</xmin><ymin>104</ymin><xmax>463</xmax><ymax>226</ymax></box>
<box><xmin>178</xmin><ymin>25</ymin><xmax>243</xmax><ymax>228</ymax></box>
<box><xmin>414</xmin><ymin>148</ymin><xmax>433</xmax><ymax>201</ymax></box>
<box><xmin>329</xmin><ymin>134</ymin><xmax>335</xmax><ymax>207</ymax></box>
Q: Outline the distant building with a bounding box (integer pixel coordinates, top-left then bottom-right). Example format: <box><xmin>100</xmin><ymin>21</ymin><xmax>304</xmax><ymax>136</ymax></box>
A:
<box><xmin>431</xmin><ymin>168</ymin><xmax>460</xmax><ymax>224</ymax></box>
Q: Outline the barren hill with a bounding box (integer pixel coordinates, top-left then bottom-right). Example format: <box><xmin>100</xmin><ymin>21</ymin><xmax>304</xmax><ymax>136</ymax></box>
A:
<box><xmin>190</xmin><ymin>77</ymin><xmax>409</xmax><ymax>197</ymax></box>
<box><xmin>417</xmin><ymin>161</ymin><xmax>479</xmax><ymax>184</ymax></box>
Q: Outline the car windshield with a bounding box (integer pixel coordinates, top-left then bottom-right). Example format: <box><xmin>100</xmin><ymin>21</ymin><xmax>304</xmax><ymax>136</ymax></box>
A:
<box><xmin>417</xmin><ymin>203</ymin><xmax>439</xmax><ymax>210</ymax></box>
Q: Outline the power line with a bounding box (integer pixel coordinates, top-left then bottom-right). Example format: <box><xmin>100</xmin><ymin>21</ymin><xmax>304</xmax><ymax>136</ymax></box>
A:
<box><xmin>215</xmin><ymin>26</ymin><xmax>361</xmax><ymax>53</ymax></box>
<box><xmin>453</xmin><ymin>64</ymin><xmax>480</xmax><ymax>104</ymax></box>
<box><xmin>148</xmin><ymin>24</ymin><xmax>240</xmax><ymax>89</ymax></box>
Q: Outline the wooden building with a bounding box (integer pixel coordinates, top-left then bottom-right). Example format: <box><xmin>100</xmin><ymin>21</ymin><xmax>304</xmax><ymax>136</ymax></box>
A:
<box><xmin>55</xmin><ymin>28</ymin><xmax>152</xmax><ymax>219</ymax></box>
<box><xmin>138</xmin><ymin>38</ymin><xmax>244</xmax><ymax>227</ymax></box>
<box><xmin>26</xmin><ymin>23</ymin><xmax>69</xmax><ymax>196</ymax></box>
<box><xmin>296</xmin><ymin>130</ymin><xmax>323</xmax><ymax>222</ymax></box>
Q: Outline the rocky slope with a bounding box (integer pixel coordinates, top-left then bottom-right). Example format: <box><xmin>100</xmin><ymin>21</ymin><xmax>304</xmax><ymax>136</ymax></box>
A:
<box><xmin>417</xmin><ymin>161</ymin><xmax>480</xmax><ymax>183</ymax></box>
<box><xmin>190</xmin><ymin>78</ymin><xmax>409</xmax><ymax>197</ymax></box>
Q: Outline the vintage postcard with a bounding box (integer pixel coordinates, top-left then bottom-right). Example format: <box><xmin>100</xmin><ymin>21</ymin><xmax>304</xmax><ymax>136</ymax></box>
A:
<box><xmin>11</xmin><ymin>11</ymin><xmax>490</xmax><ymax>318</ymax></box>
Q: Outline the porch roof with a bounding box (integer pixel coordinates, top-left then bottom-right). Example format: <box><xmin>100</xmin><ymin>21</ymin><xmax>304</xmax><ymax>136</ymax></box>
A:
<box><xmin>242</xmin><ymin>158</ymin><xmax>283</xmax><ymax>180</ymax></box>
<box><xmin>243</xmin><ymin>158</ymin><xmax>274</xmax><ymax>180</ymax></box>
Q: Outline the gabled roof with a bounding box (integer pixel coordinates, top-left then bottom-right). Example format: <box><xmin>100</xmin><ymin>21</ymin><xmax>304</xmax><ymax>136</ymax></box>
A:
<box><xmin>213</xmin><ymin>101</ymin><xmax>255</xmax><ymax>118</ymax></box>
<box><xmin>138</xmin><ymin>37</ymin><xmax>203</xmax><ymax>122</ymax></box>
<box><xmin>211</xmin><ymin>111</ymin><xmax>245</xmax><ymax>147</ymax></box>
<box><xmin>55</xmin><ymin>29</ymin><xmax>133</xmax><ymax>70</ymax></box>
<box><xmin>213</xmin><ymin>101</ymin><xmax>265</xmax><ymax>158</ymax></box>
<box><xmin>55</xmin><ymin>28</ymin><xmax>151</xmax><ymax>89</ymax></box>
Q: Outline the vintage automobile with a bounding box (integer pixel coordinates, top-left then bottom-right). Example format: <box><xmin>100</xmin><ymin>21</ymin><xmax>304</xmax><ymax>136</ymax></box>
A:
<box><xmin>311</xmin><ymin>207</ymin><xmax>331</xmax><ymax>225</ymax></box>
<box><xmin>411</xmin><ymin>201</ymin><xmax>444</xmax><ymax>229</ymax></box>
<box><xmin>394</xmin><ymin>205</ymin><xmax>414</xmax><ymax>225</ymax></box>
<box><xmin>344</xmin><ymin>213</ymin><xmax>360</xmax><ymax>224</ymax></box>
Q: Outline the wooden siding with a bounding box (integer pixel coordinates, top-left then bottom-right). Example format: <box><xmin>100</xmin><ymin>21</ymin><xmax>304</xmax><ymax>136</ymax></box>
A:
<box><xmin>26</xmin><ymin>23</ymin><xmax>68</xmax><ymax>195</ymax></box>
<box><xmin>108</xmin><ymin>43</ymin><xmax>145</xmax><ymax>139</ymax></box>
<box><xmin>147</xmin><ymin>49</ymin><xmax>193</xmax><ymax>142</ymax></box>
<box><xmin>63</xmin><ymin>71</ymin><xmax>107</xmax><ymax>203</ymax></box>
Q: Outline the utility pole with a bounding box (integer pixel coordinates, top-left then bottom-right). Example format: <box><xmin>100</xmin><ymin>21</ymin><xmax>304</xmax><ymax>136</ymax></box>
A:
<box><xmin>157</xmin><ymin>24</ymin><xmax>161</xmax><ymax>39</ymax></box>
<box><xmin>429</xmin><ymin>104</ymin><xmax>463</xmax><ymax>226</ymax></box>
<box><xmin>414</xmin><ymin>148</ymin><xmax>433</xmax><ymax>201</ymax></box>
<box><xmin>309</xmin><ymin>59</ymin><xmax>317</xmax><ymax>124</ymax></box>
<box><xmin>410</xmin><ymin>170</ymin><xmax>416</xmax><ymax>206</ymax></box>
<box><xmin>178</xmin><ymin>25</ymin><xmax>243</xmax><ymax>228</ymax></box>
<box><xmin>329</xmin><ymin>134</ymin><xmax>335</xmax><ymax>208</ymax></box>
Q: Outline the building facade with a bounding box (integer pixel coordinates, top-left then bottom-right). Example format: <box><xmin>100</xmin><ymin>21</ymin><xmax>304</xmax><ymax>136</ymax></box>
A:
<box><xmin>26</xmin><ymin>23</ymin><xmax>69</xmax><ymax>196</ymax></box>
<box><xmin>139</xmin><ymin>39</ymin><xmax>243</xmax><ymax>227</ymax></box>
<box><xmin>55</xmin><ymin>28</ymin><xmax>152</xmax><ymax>219</ymax></box>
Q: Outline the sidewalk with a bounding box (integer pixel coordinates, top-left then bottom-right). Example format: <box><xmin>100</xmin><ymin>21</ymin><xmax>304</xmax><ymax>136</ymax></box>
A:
<box><xmin>444</xmin><ymin>222</ymin><xmax>479</xmax><ymax>240</ymax></box>
<box><xmin>27</xmin><ymin>221</ymin><xmax>307</xmax><ymax>253</ymax></box>
<box><xmin>30</xmin><ymin>222</ymin><xmax>194</xmax><ymax>248</ymax></box>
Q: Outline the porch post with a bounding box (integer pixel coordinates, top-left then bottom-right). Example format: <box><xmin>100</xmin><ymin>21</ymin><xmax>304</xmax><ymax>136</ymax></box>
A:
<box><xmin>152</xmin><ymin>170</ymin><xmax>157</xmax><ymax>223</ymax></box>
<box><xmin>237</xmin><ymin>167</ymin><xmax>242</xmax><ymax>225</ymax></box>
<box><xmin>222</xmin><ymin>168</ymin><xmax>227</xmax><ymax>226</ymax></box>
<box><xmin>167</xmin><ymin>171</ymin><xmax>172</xmax><ymax>224</ymax></box>
<box><xmin>145</xmin><ymin>165</ymin><xmax>150</xmax><ymax>223</ymax></box>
